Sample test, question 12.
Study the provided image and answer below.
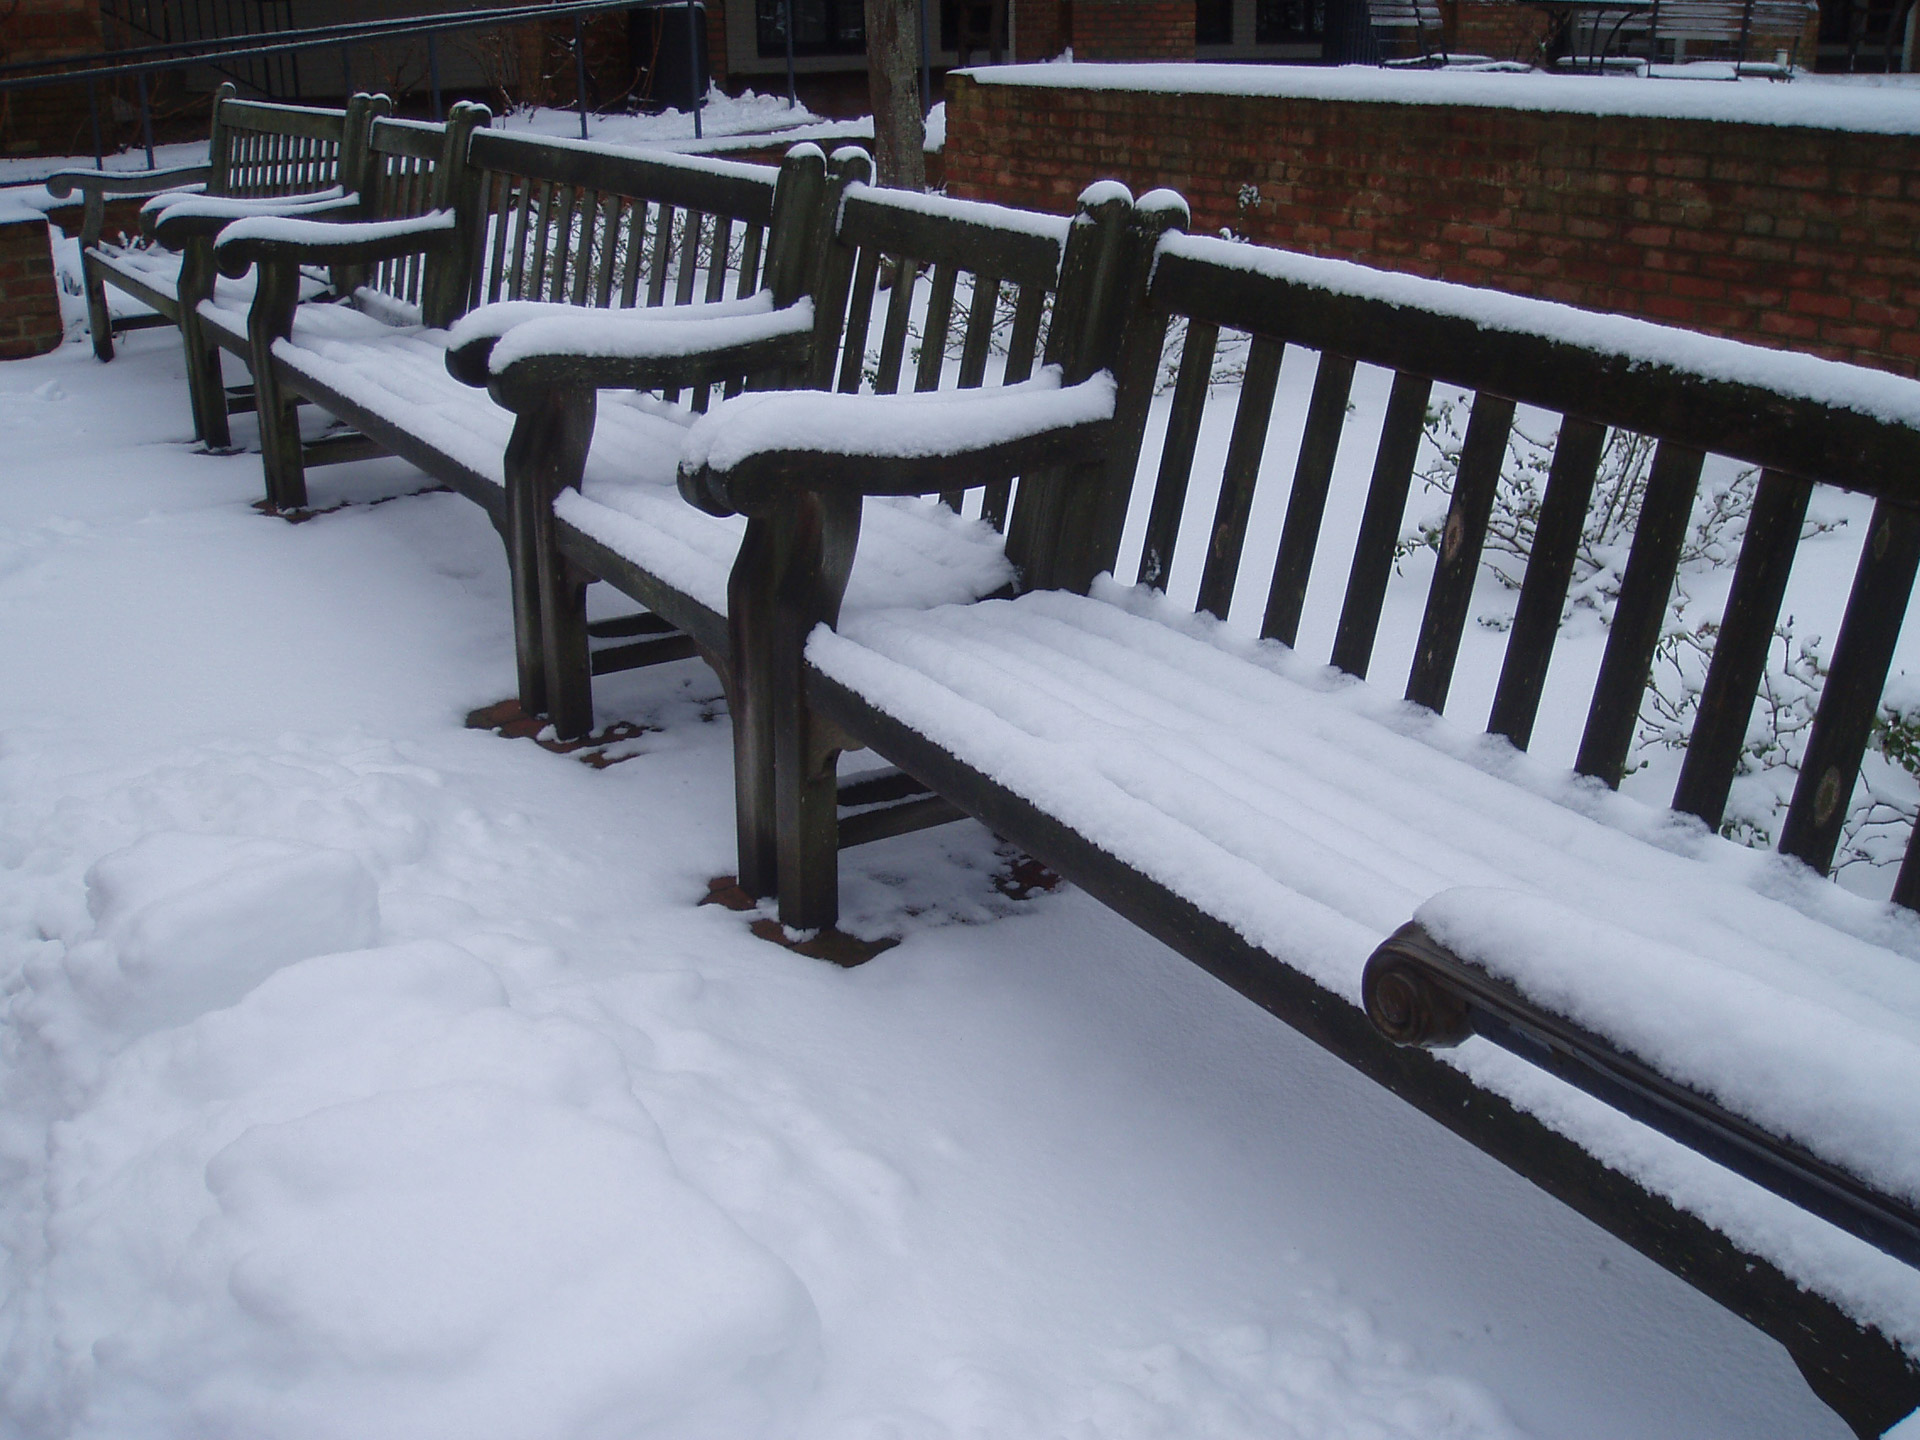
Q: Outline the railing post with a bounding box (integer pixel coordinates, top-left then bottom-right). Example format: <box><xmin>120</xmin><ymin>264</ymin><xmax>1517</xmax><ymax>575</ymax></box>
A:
<box><xmin>87</xmin><ymin>77</ymin><xmax>103</xmax><ymax>169</ymax></box>
<box><xmin>573</xmin><ymin>15</ymin><xmax>590</xmax><ymax>139</ymax></box>
<box><xmin>136</xmin><ymin>71</ymin><xmax>155</xmax><ymax>168</ymax></box>
<box><xmin>687</xmin><ymin>0</ymin><xmax>703</xmax><ymax>137</ymax></box>
<box><xmin>784</xmin><ymin>0</ymin><xmax>796</xmax><ymax>105</ymax></box>
<box><xmin>427</xmin><ymin>32</ymin><xmax>442</xmax><ymax>120</ymax></box>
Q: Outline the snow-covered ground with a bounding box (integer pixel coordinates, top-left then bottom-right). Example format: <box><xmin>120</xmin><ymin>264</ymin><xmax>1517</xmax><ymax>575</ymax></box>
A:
<box><xmin>0</xmin><ymin>272</ymin><xmax>1884</xmax><ymax>1438</ymax></box>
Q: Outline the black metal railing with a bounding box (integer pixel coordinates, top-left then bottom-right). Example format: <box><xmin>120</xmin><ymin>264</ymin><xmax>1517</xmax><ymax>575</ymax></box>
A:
<box><xmin>3</xmin><ymin>0</ymin><xmax>712</xmax><ymax>170</ymax></box>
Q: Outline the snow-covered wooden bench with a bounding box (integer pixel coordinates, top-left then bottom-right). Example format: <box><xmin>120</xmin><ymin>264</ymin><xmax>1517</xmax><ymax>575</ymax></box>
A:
<box><xmin>43</xmin><ymin>85</ymin><xmax>391</xmax><ymax>443</ymax></box>
<box><xmin>680</xmin><ymin>191</ymin><xmax>1920</xmax><ymax>1435</ymax></box>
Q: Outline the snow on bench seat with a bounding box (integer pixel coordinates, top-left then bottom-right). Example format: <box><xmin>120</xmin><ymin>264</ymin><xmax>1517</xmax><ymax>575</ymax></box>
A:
<box><xmin>93</xmin><ymin>242</ymin><xmax>327</xmax><ymax>319</ymax></box>
<box><xmin>807</xmin><ymin>578</ymin><xmax>1920</xmax><ymax>1349</ymax></box>
<box><xmin>232</xmin><ymin>296</ymin><xmax>1013</xmax><ymax>617</ymax></box>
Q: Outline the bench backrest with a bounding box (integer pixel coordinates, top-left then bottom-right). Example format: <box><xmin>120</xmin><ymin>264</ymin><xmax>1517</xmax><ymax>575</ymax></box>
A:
<box><xmin>351</xmin><ymin>105</ymin><xmax>491</xmax><ymax>326</ymax></box>
<box><xmin>1076</xmin><ymin>233</ymin><xmax>1920</xmax><ymax>907</ymax></box>
<box><xmin>205</xmin><ymin>83</ymin><xmax>386</xmax><ymax>201</ymax></box>
<box><xmin>470</xmin><ymin>133</ymin><xmax>783</xmax><ymax>313</ymax></box>
<box><xmin>806</xmin><ymin>164</ymin><xmax>1169</xmax><ymax>589</ymax></box>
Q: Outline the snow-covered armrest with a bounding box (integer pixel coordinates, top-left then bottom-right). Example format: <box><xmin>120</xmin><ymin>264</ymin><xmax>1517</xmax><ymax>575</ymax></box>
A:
<box><xmin>214</xmin><ymin>209</ymin><xmax>457</xmax><ymax>279</ymax></box>
<box><xmin>441</xmin><ymin>292</ymin><xmax>803</xmax><ymax>389</ymax></box>
<box><xmin>678</xmin><ymin>369</ymin><xmax>1117</xmax><ymax>518</ymax></box>
<box><xmin>43</xmin><ymin>165</ymin><xmax>212</xmax><ymax>202</ymax></box>
<box><xmin>1362</xmin><ymin>893</ymin><xmax>1920</xmax><ymax>1272</ymax></box>
<box><xmin>149</xmin><ymin>188</ymin><xmax>358</xmax><ymax>247</ymax></box>
<box><xmin>467</xmin><ymin>293</ymin><xmax>818</xmax><ymax>398</ymax></box>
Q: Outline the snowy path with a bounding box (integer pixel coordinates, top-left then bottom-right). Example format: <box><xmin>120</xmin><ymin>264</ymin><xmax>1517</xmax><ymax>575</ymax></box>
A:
<box><xmin>0</xmin><ymin>331</ymin><xmax>1856</xmax><ymax>1437</ymax></box>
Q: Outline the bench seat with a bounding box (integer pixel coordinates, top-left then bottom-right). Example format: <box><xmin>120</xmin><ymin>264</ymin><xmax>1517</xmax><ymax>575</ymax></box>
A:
<box><xmin>242</xmin><ymin>294</ymin><xmax>1014</xmax><ymax>634</ymax></box>
<box><xmin>90</xmin><ymin>242</ymin><xmax>329</xmax><ymax>331</ymax></box>
<box><xmin>807</xmin><ymin>577</ymin><xmax>1920</xmax><ymax>1350</ymax></box>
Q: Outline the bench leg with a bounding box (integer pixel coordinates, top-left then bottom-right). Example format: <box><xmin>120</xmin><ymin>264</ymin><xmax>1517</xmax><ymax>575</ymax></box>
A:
<box><xmin>81</xmin><ymin>249</ymin><xmax>114</xmax><ymax>363</ymax></box>
<box><xmin>176</xmin><ymin>243</ymin><xmax>231</xmax><ymax>450</ymax></box>
<box><xmin>769</xmin><ymin>491</ymin><xmax>862</xmax><ymax>932</ymax></box>
<box><xmin>728</xmin><ymin>516</ymin><xmax>782</xmax><ymax>901</ymax></box>
<box><xmin>503</xmin><ymin>385</ymin><xmax>596</xmax><ymax>734</ymax></box>
<box><xmin>242</xmin><ymin>259</ymin><xmax>309</xmax><ymax>512</ymax></box>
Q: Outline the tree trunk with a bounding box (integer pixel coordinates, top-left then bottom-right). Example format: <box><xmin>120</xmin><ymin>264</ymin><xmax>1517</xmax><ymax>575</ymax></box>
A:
<box><xmin>864</xmin><ymin>0</ymin><xmax>926</xmax><ymax>190</ymax></box>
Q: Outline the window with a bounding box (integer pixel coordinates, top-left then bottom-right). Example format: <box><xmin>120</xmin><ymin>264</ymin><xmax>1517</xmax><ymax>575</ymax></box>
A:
<box><xmin>1255</xmin><ymin>0</ymin><xmax>1323</xmax><ymax>41</ymax></box>
<box><xmin>756</xmin><ymin>0</ymin><xmax>866</xmax><ymax>56</ymax></box>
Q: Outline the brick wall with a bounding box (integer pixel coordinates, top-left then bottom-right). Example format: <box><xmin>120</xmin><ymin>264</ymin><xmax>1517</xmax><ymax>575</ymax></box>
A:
<box><xmin>1</xmin><ymin>0</ymin><xmax>105</xmax><ymax>157</ymax></box>
<box><xmin>1069</xmin><ymin>0</ymin><xmax>1195</xmax><ymax>58</ymax></box>
<box><xmin>0</xmin><ymin>207</ymin><xmax>64</xmax><ymax>360</ymax></box>
<box><xmin>1018</xmin><ymin>0</ymin><xmax>1069</xmax><ymax>59</ymax></box>
<box><xmin>945</xmin><ymin>73</ymin><xmax>1920</xmax><ymax>377</ymax></box>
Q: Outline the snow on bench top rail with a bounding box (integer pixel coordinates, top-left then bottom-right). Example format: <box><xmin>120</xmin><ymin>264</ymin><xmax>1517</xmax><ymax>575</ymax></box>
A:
<box><xmin>1161</xmin><ymin>231</ymin><xmax>1920</xmax><ymax>431</ymax></box>
<box><xmin>841</xmin><ymin>180</ymin><xmax>1071</xmax><ymax>248</ymax></box>
<box><xmin>476</xmin><ymin>127</ymin><xmax>788</xmax><ymax>186</ymax></box>
<box><xmin>682</xmin><ymin>368</ymin><xmax>1113</xmax><ymax>473</ymax></box>
<box><xmin>959</xmin><ymin>61</ymin><xmax>1920</xmax><ymax>135</ymax></box>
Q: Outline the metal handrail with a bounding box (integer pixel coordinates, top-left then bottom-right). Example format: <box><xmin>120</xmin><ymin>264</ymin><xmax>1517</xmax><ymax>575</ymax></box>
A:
<box><xmin>0</xmin><ymin>0</ymin><xmax>654</xmax><ymax>90</ymax></box>
<box><xmin>5</xmin><ymin>0</ymin><xmax>725</xmax><ymax>170</ymax></box>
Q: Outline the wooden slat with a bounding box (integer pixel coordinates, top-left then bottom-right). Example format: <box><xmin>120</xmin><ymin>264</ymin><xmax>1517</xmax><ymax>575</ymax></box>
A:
<box><xmin>956</xmin><ymin>274</ymin><xmax>1000</xmax><ymax>389</ymax></box>
<box><xmin>1486</xmin><ymin>415</ymin><xmax>1608</xmax><ymax>749</ymax></box>
<box><xmin>873</xmin><ymin>260</ymin><xmax>920</xmax><ymax>396</ymax></box>
<box><xmin>1405</xmin><ymin>392</ymin><xmax>1518</xmax><ymax>714</ymax></box>
<box><xmin>676</xmin><ymin>210</ymin><xmax>703</xmax><ymax>304</ymax></box>
<box><xmin>592</xmin><ymin>193</ymin><xmax>620</xmax><ymax>307</ymax></box>
<box><xmin>619</xmin><ymin>196</ymin><xmax>645</xmax><ymax>308</ymax></box>
<box><xmin>1778</xmin><ymin>500</ymin><xmax>1920</xmax><ymax>874</ymax></box>
<box><xmin>706</xmin><ymin>215</ymin><xmax>733</xmax><ymax>303</ymax></box>
<box><xmin>1136</xmin><ymin>319</ymin><xmax>1220</xmax><ymax>590</ymax></box>
<box><xmin>505</xmin><ymin>178</ymin><xmax>535</xmax><ymax>301</ymax></box>
<box><xmin>570</xmin><ymin>188</ymin><xmax>600</xmax><ymax>306</ymax></box>
<box><xmin>646</xmin><ymin>204</ymin><xmax>676</xmax><ymax>307</ymax></box>
<box><xmin>1196</xmin><ymin>335</ymin><xmax>1285</xmax><ymax>621</ymax></box>
<box><xmin>940</xmin><ymin>273</ymin><xmax>1005</xmax><ymax>510</ymax></box>
<box><xmin>1261</xmin><ymin>351</ymin><xmax>1356</xmax><ymax>647</ymax></box>
<box><xmin>1574</xmin><ymin>439</ymin><xmax>1706</xmax><ymax>786</ymax></box>
<box><xmin>837</xmin><ymin>247</ymin><xmax>881</xmax><ymax>394</ymax></box>
<box><xmin>979</xmin><ymin>284</ymin><xmax>1049</xmax><ymax>532</ymax></box>
<box><xmin>1330</xmin><ymin>371</ymin><xmax>1432</xmax><ymax>679</ymax></box>
<box><xmin>1002</xmin><ymin>282</ymin><xmax>1046</xmax><ymax>385</ymax></box>
<box><xmin>916</xmin><ymin>262</ymin><xmax>960</xmax><ymax>393</ymax></box>
<box><xmin>1671</xmin><ymin>469</ymin><xmax>1811</xmax><ymax>825</ymax></box>
<box><xmin>548</xmin><ymin>183</ymin><xmax>579</xmax><ymax>301</ymax></box>
<box><xmin>736</xmin><ymin>223</ymin><xmax>764</xmax><ymax>300</ymax></box>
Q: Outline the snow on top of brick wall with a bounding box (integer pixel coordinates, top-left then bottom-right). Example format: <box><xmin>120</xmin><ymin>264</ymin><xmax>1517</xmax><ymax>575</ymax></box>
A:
<box><xmin>959</xmin><ymin>62</ymin><xmax>1920</xmax><ymax>136</ymax></box>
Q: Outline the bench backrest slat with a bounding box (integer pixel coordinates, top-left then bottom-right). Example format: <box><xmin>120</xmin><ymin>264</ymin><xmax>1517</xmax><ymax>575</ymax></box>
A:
<box><xmin>207</xmin><ymin>85</ymin><xmax>356</xmax><ymax>200</ymax></box>
<box><xmin>1263</xmin><ymin>350</ymin><xmax>1358</xmax><ymax>647</ymax></box>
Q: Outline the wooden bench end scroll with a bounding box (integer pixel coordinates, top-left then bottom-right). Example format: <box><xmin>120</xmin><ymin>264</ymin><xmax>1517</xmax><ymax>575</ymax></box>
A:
<box><xmin>1361</xmin><ymin>921</ymin><xmax>1474</xmax><ymax>1049</ymax></box>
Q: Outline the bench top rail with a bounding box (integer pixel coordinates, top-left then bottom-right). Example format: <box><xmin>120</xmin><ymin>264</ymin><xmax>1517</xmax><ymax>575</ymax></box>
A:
<box><xmin>1116</xmin><ymin>232</ymin><xmax>1920</xmax><ymax>911</ymax></box>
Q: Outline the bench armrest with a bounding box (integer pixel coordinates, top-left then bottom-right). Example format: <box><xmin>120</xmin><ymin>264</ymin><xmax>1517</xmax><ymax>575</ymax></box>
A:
<box><xmin>150</xmin><ymin>189</ymin><xmax>358</xmax><ymax>248</ymax></box>
<box><xmin>43</xmin><ymin>164</ymin><xmax>212</xmax><ymax>201</ymax></box>
<box><xmin>470</xmin><ymin>296</ymin><xmax>818</xmax><ymax>397</ymax></box>
<box><xmin>1363</xmin><ymin>916</ymin><xmax>1920</xmax><ymax>1271</ymax></box>
<box><xmin>678</xmin><ymin>370</ymin><xmax>1117</xmax><ymax>517</ymax></box>
<box><xmin>214</xmin><ymin>209</ymin><xmax>457</xmax><ymax>279</ymax></box>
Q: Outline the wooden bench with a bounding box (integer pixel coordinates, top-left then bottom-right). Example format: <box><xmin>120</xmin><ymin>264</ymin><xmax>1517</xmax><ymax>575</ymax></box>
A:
<box><xmin>681</xmin><ymin>188</ymin><xmax>1920</xmax><ymax>1435</ymax></box>
<box><xmin>43</xmin><ymin>85</ymin><xmax>389</xmax><ymax>443</ymax></box>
